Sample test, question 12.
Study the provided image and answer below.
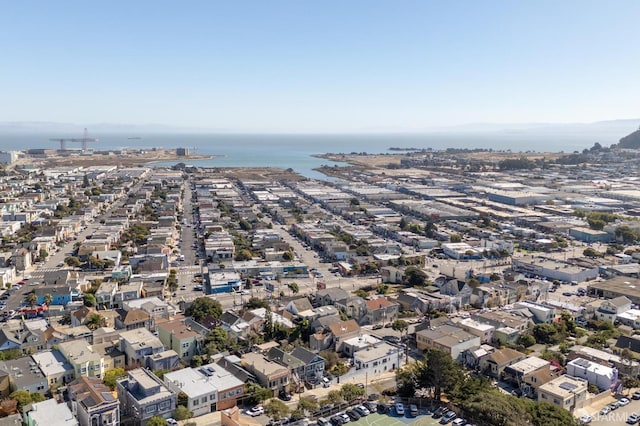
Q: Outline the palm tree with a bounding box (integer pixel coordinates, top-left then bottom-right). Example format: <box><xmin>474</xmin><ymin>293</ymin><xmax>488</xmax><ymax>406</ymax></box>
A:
<box><xmin>25</xmin><ymin>291</ymin><xmax>37</xmax><ymax>308</ymax></box>
<box><xmin>43</xmin><ymin>294</ymin><xmax>53</xmax><ymax>306</ymax></box>
<box><xmin>86</xmin><ymin>314</ymin><xmax>105</xmax><ymax>330</ymax></box>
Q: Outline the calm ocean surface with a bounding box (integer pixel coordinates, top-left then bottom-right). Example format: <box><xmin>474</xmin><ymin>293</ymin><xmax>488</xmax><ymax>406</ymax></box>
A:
<box><xmin>0</xmin><ymin>131</ymin><xmax>622</xmax><ymax>180</ymax></box>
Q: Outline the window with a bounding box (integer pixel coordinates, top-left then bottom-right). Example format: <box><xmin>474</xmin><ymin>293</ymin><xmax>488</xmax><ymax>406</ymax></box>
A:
<box><xmin>146</xmin><ymin>405</ymin><xmax>156</xmax><ymax>414</ymax></box>
<box><xmin>201</xmin><ymin>397</ymin><xmax>207</xmax><ymax>404</ymax></box>
<box><xmin>193</xmin><ymin>399</ymin><xmax>199</xmax><ymax>406</ymax></box>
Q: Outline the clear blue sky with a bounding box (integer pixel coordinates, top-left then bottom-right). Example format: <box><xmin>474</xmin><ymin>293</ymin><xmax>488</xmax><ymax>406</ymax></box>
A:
<box><xmin>1</xmin><ymin>0</ymin><xmax>638</xmax><ymax>132</ymax></box>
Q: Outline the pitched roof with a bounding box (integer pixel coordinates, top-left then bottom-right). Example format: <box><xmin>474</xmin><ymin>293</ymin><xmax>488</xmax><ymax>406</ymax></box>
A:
<box><xmin>365</xmin><ymin>297</ymin><xmax>398</xmax><ymax>311</ymax></box>
<box><xmin>117</xmin><ymin>308</ymin><xmax>150</xmax><ymax>325</ymax></box>
<box><xmin>290</xmin><ymin>346</ymin><xmax>322</xmax><ymax>364</ymax></box>
<box><xmin>486</xmin><ymin>348</ymin><xmax>525</xmax><ymax>366</ymax></box>
<box><xmin>329</xmin><ymin>319</ymin><xmax>360</xmax><ymax>337</ymax></box>
<box><xmin>289</xmin><ymin>297</ymin><xmax>313</xmax><ymax>312</ymax></box>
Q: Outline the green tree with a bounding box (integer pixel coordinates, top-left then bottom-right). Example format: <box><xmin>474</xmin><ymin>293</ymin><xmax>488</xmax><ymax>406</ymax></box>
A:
<box><xmin>65</xmin><ymin>256</ymin><xmax>82</xmax><ymax>267</ymax></box>
<box><xmin>396</xmin><ymin>364</ymin><xmax>417</xmax><ymax>397</ymax></box>
<box><xmin>30</xmin><ymin>393</ymin><xmax>45</xmax><ymax>403</ymax></box>
<box><xmin>146</xmin><ymin>416</ymin><xmax>168</xmax><ymax>426</ymax></box>
<box><xmin>103</xmin><ymin>367</ymin><xmax>126</xmax><ymax>390</ymax></box>
<box><xmin>205</xmin><ymin>327</ymin><xmax>237</xmax><ymax>354</ymax></box>
<box><xmin>9</xmin><ymin>390</ymin><xmax>31</xmax><ymax>410</ymax></box>
<box><xmin>174</xmin><ymin>405</ymin><xmax>193</xmax><ymax>420</ymax></box>
<box><xmin>287</xmin><ymin>282</ymin><xmax>299</xmax><ymax>294</ymax></box>
<box><xmin>39</xmin><ymin>248</ymin><xmax>48</xmax><ymax>261</ymax></box>
<box><xmin>450</xmin><ymin>233</ymin><xmax>462</xmax><ymax>243</ymax></box>
<box><xmin>319</xmin><ymin>350</ymin><xmax>339</xmax><ymax>369</ymax></box>
<box><xmin>331</xmin><ymin>363</ymin><xmax>349</xmax><ymax>377</ymax></box>
<box><xmin>86</xmin><ymin>313</ymin><xmax>106</xmax><ymax>330</ymax></box>
<box><xmin>391</xmin><ymin>319</ymin><xmax>409</xmax><ymax>336</ymax></box>
<box><xmin>244</xmin><ymin>297</ymin><xmax>270</xmax><ymax>310</ymax></box>
<box><xmin>264</xmin><ymin>399</ymin><xmax>290</xmax><ymax>421</ymax></box>
<box><xmin>354</xmin><ymin>289</ymin><xmax>369</xmax><ymax>298</ymax></box>
<box><xmin>282</xmin><ymin>251</ymin><xmax>293</xmax><ymax>261</ymax></box>
<box><xmin>245</xmin><ymin>382</ymin><xmax>273</xmax><ymax>405</ymax></box>
<box><xmin>583</xmin><ymin>247</ymin><xmax>603</xmax><ymax>258</ymax></box>
<box><xmin>83</xmin><ymin>293</ymin><xmax>97</xmax><ymax>307</ymax></box>
<box><xmin>340</xmin><ymin>383</ymin><xmax>365</xmax><ymax>402</ymax></box>
<box><xmin>297</xmin><ymin>396</ymin><xmax>319</xmax><ymax>415</ymax></box>
<box><xmin>419</xmin><ymin>349</ymin><xmax>464</xmax><ymax>401</ymax></box>
<box><xmin>532</xmin><ymin>323</ymin><xmax>560</xmax><ymax>344</ymax></box>
<box><xmin>518</xmin><ymin>334</ymin><xmax>536</xmax><ymax>348</ymax></box>
<box><xmin>43</xmin><ymin>293</ymin><xmax>53</xmax><ymax>306</ymax></box>
<box><xmin>186</xmin><ymin>297</ymin><xmax>223</xmax><ymax>322</ymax></box>
<box><xmin>404</xmin><ymin>266</ymin><xmax>427</xmax><ymax>287</ymax></box>
<box><xmin>327</xmin><ymin>390</ymin><xmax>343</xmax><ymax>404</ymax></box>
<box><xmin>25</xmin><ymin>291</ymin><xmax>38</xmax><ymax>308</ymax></box>
<box><xmin>235</xmin><ymin>249</ymin><xmax>253</xmax><ymax>261</ymax></box>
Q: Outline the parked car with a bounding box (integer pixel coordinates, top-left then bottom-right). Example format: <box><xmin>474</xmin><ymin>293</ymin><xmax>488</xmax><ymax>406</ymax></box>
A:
<box><xmin>355</xmin><ymin>405</ymin><xmax>370</xmax><ymax>416</ymax></box>
<box><xmin>580</xmin><ymin>414</ymin><xmax>592</xmax><ymax>424</ymax></box>
<box><xmin>372</xmin><ymin>324</ymin><xmax>383</xmax><ymax>330</ymax></box>
<box><xmin>452</xmin><ymin>419</ymin><xmax>467</xmax><ymax>426</ymax></box>
<box><xmin>246</xmin><ymin>406</ymin><xmax>265</xmax><ymax>417</ymax></box>
<box><xmin>440</xmin><ymin>411</ymin><xmax>457</xmax><ymax>424</ymax></box>
<box><xmin>316</xmin><ymin>418</ymin><xmax>331</xmax><ymax>426</ymax></box>
<box><xmin>620</xmin><ymin>398</ymin><xmax>631</xmax><ymax>406</ymax></box>
<box><xmin>346</xmin><ymin>409</ymin><xmax>360</xmax><ymax>421</ymax></box>
<box><xmin>626</xmin><ymin>413</ymin><xmax>640</xmax><ymax>424</ymax></box>
<box><xmin>600</xmin><ymin>406</ymin><xmax>611</xmax><ymax>415</ymax></box>
<box><xmin>433</xmin><ymin>407</ymin><xmax>448</xmax><ymax>418</ymax></box>
<box><xmin>363</xmin><ymin>401</ymin><xmax>377</xmax><ymax>413</ymax></box>
<box><xmin>610</xmin><ymin>401</ymin><xmax>620</xmax><ymax>410</ymax></box>
<box><xmin>338</xmin><ymin>413</ymin><xmax>350</xmax><ymax>423</ymax></box>
<box><xmin>279</xmin><ymin>390</ymin><xmax>292</xmax><ymax>401</ymax></box>
<box><xmin>330</xmin><ymin>415</ymin><xmax>344</xmax><ymax>426</ymax></box>
<box><xmin>322</xmin><ymin>377</ymin><xmax>331</xmax><ymax>388</ymax></box>
<box><xmin>395</xmin><ymin>403</ymin><xmax>405</xmax><ymax>416</ymax></box>
<box><xmin>410</xmin><ymin>404</ymin><xmax>419</xmax><ymax>417</ymax></box>
<box><xmin>166</xmin><ymin>419</ymin><xmax>178</xmax><ymax>426</ymax></box>
<box><xmin>376</xmin><ymin>403</ymin><xmax>388</xmax><ymax>414</ymax></box>
<box><xmin>633</xmin><ymin>391</ymin><xmax>640</xmax><ymax>400</ymax></box>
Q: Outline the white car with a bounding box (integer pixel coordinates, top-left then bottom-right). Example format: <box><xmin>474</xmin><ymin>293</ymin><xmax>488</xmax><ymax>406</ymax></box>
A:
<box><xmin>580</xmin><ymin>414</ymin><xmax>592</xmax><ymax>424</ymax></box>
<box><xmin>246</xmin><ymin>406</ymin><xmax>264</xmax><ymax>417</ymax></box>
<box><xmin>600</xmin><ymin>406</ymin><xmax>611</xmax><ymax>415</ymax></box>
<box><xmin>620</xmin><ymin>398</ymin><xmax>631</xmax><ymax>406</ymax></box>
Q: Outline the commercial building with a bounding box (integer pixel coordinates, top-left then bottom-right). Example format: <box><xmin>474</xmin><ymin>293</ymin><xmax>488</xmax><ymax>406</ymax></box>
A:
<box><xmin>512</xmin><ymin>255</ymin><xmax>599</xmax><ymax>283</ymax></box>
<box><xmin>588</xmin><ymin>277</ymin><xmax>640</xmax><ymax>305</ymax></box>
<box><xmin>568</xmin><ymin>227</ymin><xmax>612</xmax><ymax>243</ymax></box>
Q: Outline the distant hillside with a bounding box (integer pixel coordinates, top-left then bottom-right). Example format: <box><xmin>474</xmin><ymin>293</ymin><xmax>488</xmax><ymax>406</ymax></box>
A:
<box><xmin>619</xmin><ymin>127</ymin><xmax>640</xmax><ymax>149</ymax></box>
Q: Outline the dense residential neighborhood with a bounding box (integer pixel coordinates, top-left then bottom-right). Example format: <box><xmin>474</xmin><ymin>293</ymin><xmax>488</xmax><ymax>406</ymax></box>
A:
<box><xmin>2</xmin><ymin>146</ymin><xmax>640</xmax><ymax>426</ymax></box>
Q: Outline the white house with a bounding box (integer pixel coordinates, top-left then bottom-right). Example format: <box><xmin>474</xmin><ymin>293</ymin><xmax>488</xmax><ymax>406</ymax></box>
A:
<box><xmin>566</xmin><ymin>358</ymin><xmax>616</xmax><ymax>391</ymax></box>
<box><xmin>595</xmin><ymin>296</ymin><xmax>632</xmax><ymax>323</ymax></box>
<box><xmin>353</xmin><ymin>342</ymin><xmax>403</xmax><ymax>376</ymax></box>
<box><xmin>164</xmin><ymin>367</ymin><xmax>218</xmax><ymax>417</ymax></box>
